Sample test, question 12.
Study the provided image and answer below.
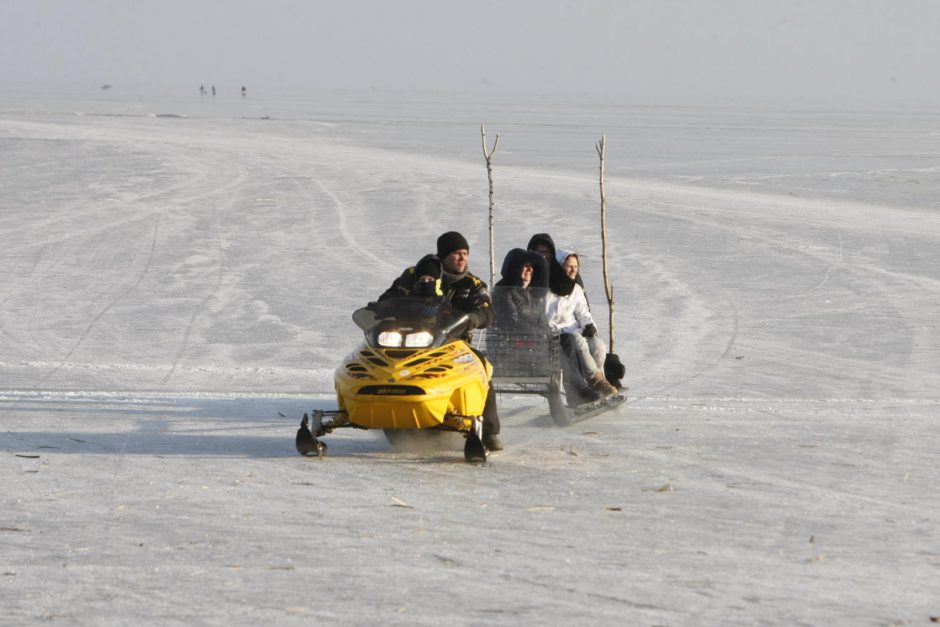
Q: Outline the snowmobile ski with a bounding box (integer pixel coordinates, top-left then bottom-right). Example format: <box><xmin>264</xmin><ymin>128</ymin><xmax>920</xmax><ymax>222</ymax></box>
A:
<box><xmin>463</xmin><ymin>417</ymin><xmax>487</xmax><ymax>463</ymax></box>
<box><xmin>296</xmin><ymin>413</ymin><xmax>328</xmax><ymax>457</ymax></box>
<box><xmin>569</xmin><ymin>394</ymin><xmax>626</xmax><ymax>424</ymax></box>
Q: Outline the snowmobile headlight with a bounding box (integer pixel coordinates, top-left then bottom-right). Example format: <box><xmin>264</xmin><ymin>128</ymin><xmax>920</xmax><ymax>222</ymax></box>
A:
<box><xmin>377</xmin><ymin>331</ymin><xmax>403</xmax><ymax>347</ymax></box>
<box><xmin>404</xmin><ymin>331</ymin><xmax>434</xmax><ymax>347</ymax></box>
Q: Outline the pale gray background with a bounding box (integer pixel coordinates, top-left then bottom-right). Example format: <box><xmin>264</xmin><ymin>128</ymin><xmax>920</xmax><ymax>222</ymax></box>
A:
<box><xmin>2</xmin><ymin>0</ymin><xmax>939</xmax><ymax>107</ymax></box>
<box><xmin>3</xmin><ymin>2</ymin><xmax>940</xmax><ymax>624</ymax></box>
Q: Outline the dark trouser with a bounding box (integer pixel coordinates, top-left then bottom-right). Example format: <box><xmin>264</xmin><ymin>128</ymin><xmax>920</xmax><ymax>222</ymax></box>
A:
<box><xmin>471</xmin><ymin>347</ymin><xmax>500</xmax><ymax>436</ymax></box>
<box><xmin>483</xmin><ymin>379</ymin><xmax>500</xmax><ymax>436</ymax></box>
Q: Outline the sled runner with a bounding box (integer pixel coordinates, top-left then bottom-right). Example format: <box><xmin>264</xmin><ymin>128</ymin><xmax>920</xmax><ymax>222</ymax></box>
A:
<box><xmin>480</xmin><ymin>286</ymin><xmax>624</xmax><ymax>426</ymax></box>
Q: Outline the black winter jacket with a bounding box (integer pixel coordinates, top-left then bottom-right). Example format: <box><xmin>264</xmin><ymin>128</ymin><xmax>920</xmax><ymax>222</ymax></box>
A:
<box><xmin>379</xmin><ymin>261</ymin><xmax>493</xmax><ymax>332</ymax></box>
<box><xmin>492</xmin><ymin>248</ymin><xmax>550</xmax><ymax>331</ymax></box>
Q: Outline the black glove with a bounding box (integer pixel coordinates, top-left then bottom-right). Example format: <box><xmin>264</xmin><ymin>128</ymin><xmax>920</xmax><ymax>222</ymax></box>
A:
<box><xmin>366</xmin><ymin>300</ymin><xmax>393</xmax><ymax>317</ymax></box>
<box><xmin>582</xmin><ymin>323</ymin><xmax>597</xmax><ymax>338</ymax></box>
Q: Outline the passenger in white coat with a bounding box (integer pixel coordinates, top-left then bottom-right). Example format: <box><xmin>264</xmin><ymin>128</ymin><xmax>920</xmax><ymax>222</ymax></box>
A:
<box><xmin>547</xmin><ymin>248</ymin><xmax>618</xmax><ymax>400</ymax></box>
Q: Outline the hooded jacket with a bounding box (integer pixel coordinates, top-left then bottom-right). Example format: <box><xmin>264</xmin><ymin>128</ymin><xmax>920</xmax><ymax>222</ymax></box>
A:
<box><xmin>527</xmin><ymin>233</ymin><xmax>578</xmax><ymax>297</ymax></box>
<box><xmin>492</xmin><ymin>248</ymin><xmax>549</xmax><ymax>331</ymax></box>
<box><xmin>545</xmin><ymin>248</ymin><xmax>594</xmax><ymax>334</ymax></box>
<box><xmin>545</xmin><ymin>282</ymin><xmax>594</xmax><ymax>335</ymax></box>
<box><xmin>495</xmin><ymin>248</ymin><xmax>549</xmax><ymax>289</ymax></box>
<box><xmin>379</xmin><ymin>255</ymin><xmax>493</xmax><ymax>332</ymax></box>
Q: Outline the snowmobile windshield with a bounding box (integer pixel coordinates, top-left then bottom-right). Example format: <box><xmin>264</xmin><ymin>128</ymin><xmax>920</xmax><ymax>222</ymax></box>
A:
<box><xmin>353</xmin><ymin>298</ymin><xmax>470</xmax><ymax>349</ymax></box>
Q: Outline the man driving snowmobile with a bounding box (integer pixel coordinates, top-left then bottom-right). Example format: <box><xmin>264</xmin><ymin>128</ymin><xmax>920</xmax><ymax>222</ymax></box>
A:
<box><xmin>378</xmin><ymin>231</ymin><xmax>502</xmax><ymax>451</ymax></box>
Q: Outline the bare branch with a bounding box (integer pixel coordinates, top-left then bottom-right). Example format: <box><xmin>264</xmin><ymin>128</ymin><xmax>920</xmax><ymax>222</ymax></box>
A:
<box><xmin>481</xmin><ymin>124</ymin><xmax>499</xmax><ymax>286</ymax></box>
<box><xmin>597</xmin><ymin>134</ymin><xmax>615</xmax><ymax>352</ymax></box>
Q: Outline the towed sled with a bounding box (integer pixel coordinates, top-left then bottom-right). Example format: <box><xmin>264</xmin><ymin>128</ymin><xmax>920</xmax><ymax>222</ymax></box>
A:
<box><xmin>295</xmin><ymin>298</ymin><xmax>493</xmax><ymax>462</ymax></box>
<box><xmin>479</xmin><ymin>286</ymin><xmax>625</xmax><ymax>426</ymax></box>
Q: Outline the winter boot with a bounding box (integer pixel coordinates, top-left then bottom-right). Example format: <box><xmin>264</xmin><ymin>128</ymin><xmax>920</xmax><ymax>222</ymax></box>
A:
<box><xmin>565</xmin><ymin>381</ymin><xmax>602</xmax><ymax>407</ymax></box>
<box><xmin>588</xmin><ymin>372</ymin><xmax>619</xmax><ymax>398</ymax></box>
<box><xmin>483</xmin><ymin>433</ymin><xmax>503</xmax><ymax>452</ymax></box>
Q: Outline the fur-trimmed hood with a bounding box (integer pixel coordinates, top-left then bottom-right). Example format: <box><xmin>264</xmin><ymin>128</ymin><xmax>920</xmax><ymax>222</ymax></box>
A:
<box><xmin>526</xmin><ymin>234</ymin><xmax>575</xmax><ymax>296</ymax></box>
<box><xmin>496</xmin><ymin>248</ymin><xmax>549</xmax><ymax>288</ymax></box>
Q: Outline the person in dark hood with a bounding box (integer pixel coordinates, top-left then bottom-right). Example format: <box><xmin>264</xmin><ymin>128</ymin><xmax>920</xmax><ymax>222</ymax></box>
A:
<box><xmin>496</xmin><ymin>247</ymin><xmax>549</xmax><ymax>289</ymax></box>
<box><xmin>378</xmin><ymin>231</ymin><xmax>502</xmax><ymax>451</ymax></box>
<box><xmin>527</xmin><ymin>232</ymin><xmax>585</xmax><ymax>297</ymax></box>
<box><xmin>492</xmin><ymin>248</ymin><xmax>549</xmax><ymax>331</ymax></box>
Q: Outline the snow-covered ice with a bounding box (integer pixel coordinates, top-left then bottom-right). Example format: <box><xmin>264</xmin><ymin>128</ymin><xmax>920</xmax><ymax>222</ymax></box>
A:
<box><xmin>2</xmin><ymin>83</ymin><xmax>939</xmax><ymax>624</ymax></box>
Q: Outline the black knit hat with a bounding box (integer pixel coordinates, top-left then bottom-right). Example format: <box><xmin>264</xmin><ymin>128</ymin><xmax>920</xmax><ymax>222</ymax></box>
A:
<box><xmin>414</xmin><ymin>254</ymin><xmax>442</xmax><ymax>280</ymax></box>
<box><xmin>436</xmin><ymin>231</ymin><xmax>470</xmax><ymax>259</ymax></box>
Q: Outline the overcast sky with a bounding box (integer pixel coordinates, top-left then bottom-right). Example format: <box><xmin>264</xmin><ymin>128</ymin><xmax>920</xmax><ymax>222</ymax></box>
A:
<box><xmin>2</xmin><ymin>0</ymin><xmax>938</xmax><ymax>107</ymax></box>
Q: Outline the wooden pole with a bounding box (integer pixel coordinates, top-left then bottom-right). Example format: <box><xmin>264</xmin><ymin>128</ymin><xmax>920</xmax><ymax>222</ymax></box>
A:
<box><xmin>596</xmin><ymin>134</ymin><xmax>615</xmax><ymax>352</ymax></box>
<box><xmin>481</xmin><ymin>123</ymin><xmax>499</xmax><ymax>287</ymax></box>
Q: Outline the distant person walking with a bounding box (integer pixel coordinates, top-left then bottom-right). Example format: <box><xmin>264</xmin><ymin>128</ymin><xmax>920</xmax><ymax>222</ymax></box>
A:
<box><xmin>241</xmin><ymin>86</ymin><xmax>247</xmax><ymax>97</ymax></box>
<box><xmin>199</xmin><ymin>84</ymin><xmax>206</xmax><ymax>96</ymax></box>
<box><xmin>211</xmin><ymin>85</ymin><xmax>216</xmax><ymax>96</ymax></box>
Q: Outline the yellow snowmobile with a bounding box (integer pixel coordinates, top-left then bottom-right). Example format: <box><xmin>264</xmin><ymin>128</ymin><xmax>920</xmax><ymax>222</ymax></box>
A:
<box><xmin>295</xmin><ymin>297</ymin><xmax>493</xmax><ymax>462</ymax></box>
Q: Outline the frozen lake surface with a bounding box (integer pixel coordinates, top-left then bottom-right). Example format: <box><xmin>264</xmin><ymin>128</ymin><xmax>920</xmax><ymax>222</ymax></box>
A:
<box><xmin>2</xmin><ymin>83</ymin><xmax>939</xmax><ymax>624</ymax></box>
